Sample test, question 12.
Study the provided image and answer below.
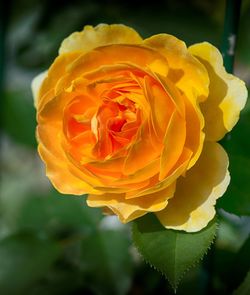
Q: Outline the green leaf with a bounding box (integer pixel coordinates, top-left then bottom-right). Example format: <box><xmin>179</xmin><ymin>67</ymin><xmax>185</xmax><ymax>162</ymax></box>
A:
<box><xmin>132</xmin><ymin>214</ymin><xmax>217</xmax><ymax>290</ymax></box>
<box><xmin>233</xmin><ymin>272</ymin><xmax>250</xmax><ymax>295</ymax></box>
<box><xmin>0</xmin><ymin>233</ymin><xmax>61</xmax><ymax>295</ymax></box>
<box><xmin>80</xmin><ymin>229</ymin><xmax>133</xmax><ymax>295</ymax></box>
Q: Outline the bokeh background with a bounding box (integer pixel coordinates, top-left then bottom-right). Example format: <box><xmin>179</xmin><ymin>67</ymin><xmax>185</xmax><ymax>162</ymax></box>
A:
<box><xmin>1</xmin><ymin>0</ymin><xmax>250</xmax><ymax>294</ymax></box>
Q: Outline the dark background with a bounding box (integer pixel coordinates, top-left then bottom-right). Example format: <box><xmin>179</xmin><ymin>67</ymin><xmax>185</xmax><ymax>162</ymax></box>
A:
<box><xmin>0</xmin><ymin>0</ymin><xmax>250</xmax><ymax>294</ymax></box>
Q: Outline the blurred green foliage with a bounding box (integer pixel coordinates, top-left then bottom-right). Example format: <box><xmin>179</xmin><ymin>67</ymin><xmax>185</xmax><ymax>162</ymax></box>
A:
<box><xmin>0</xmin><ymin>0</ymin><xmax>249</xmax><ymax>294</ymax></box>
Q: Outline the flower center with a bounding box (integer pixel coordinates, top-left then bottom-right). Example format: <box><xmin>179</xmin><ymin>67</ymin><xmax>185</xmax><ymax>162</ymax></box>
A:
<box><xmin>92</xmin><ymin>96</ymin><xmax>141</xmax><ymax>159</ymax></box>
<box><xmin>63</xmin><ymin>82</ymin><xmax>142</xmax><ymax>162</ymax></box>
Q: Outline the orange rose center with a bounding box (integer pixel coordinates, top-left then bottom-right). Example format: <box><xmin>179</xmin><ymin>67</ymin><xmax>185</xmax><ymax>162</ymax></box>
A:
<box><xmin>63</xmin><ymin>76</ymin><xmax>143</xmax><ymax>162</ymax></box>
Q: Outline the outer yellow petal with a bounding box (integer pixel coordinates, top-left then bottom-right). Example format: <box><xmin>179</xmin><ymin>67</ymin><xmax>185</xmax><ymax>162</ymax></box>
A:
<box><xmin>87</xmin><ymin>182</ymin><xmax>176</xmax><ymax>223</ymax></box>
<box><xmin>59</xmin><ymin>24</ymin><xmax>143</xmax><ymax>55</ymax></box>
<box><xmin>38</xmin><ymin>51</ymin><xmax>82</xmax><ymax>110</ymax></box>
<box><xmin>143</xmin><ymin>34</ymin><xmax>207</xmax><ymax>170</ymax></box>
<box><xmin>144</xmin><ymin>34</ymin><xmax>209</xmax><ymax>102</ymax></box>
<box><xmin>188</xmin><ymin>42</ymin><xmax>248</xmax><ymax>141</ymax></box>
<box><xmin>156</xmin><ymin>142</ymin><xmax>230</xmax><ymax>232</ymax></box>
<box><xmin>31</xmin><ymin>71</ymin><xmax>47</xmax><ymax>108</ymax></box>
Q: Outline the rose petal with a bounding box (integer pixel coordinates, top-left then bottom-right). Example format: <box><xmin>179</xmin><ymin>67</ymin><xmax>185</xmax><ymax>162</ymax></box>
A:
<box><xmin>159</xmin><ymin>110</ymin><xmax>186</xmax><ymax>180</ymax></box>
<box><xmin>37</xmin><ymin>122</ymin><xmax>104</xmax><ymax>191</ymax></box>
<box><xmin>183</xmin><ymin>93</ymin><xmax>205</xmax><ymax>169</ymax></box>
<box><xmin>38</xmin><ymin>52</ymin><xmax>82</xmax><ymax>110</ymax></box>
<box><xmin>68</xmin><ymin>45</ymin><xmax>168</xmax><ymax>79</ymax></box>
<box><xmin>152</xmin><ymin>73</ymin><xmax>204</xmax><ymax>170</ymax></box>
<box><xmin>113</xmin><ymin>159</ymin><xmax>160</xmax><ymax>193</ymax></box>
<box><xmin>59</xmin><ymin>24</ymin><xmax>143</xmax><ymax>54</ymax></box>
<box><xmin>126</xmin><ymin>147</ymin><xmax>192</xmax><ymax>198</ymax></box>
<box><xmin>156</xmin><ymin>142</ymin><xmax>230</xmax><ymax>232</ymax></box>
<box><xmin>31</xmin><ymin>71</ymin><xmax>47</xmax><ymax>108</ymax></box>
<box><xmin>188</xmin><ymin>42</ymin><xmax>248</xmax><ymax>141</ymax></box>
<box><xmin>144</xmin><ymin>34</ymin><xmax>209</xmax><ymax>102</ymax></box>
<box><xmin>87</xmin><ymin>182</ymin><xmax>176</xmax><ymax>223</ymax></box>
<box><xmin>123</xmin><ymin>122</ymin><xmax>162</xmax><ymax>175</ymax></box>
<box><xmin>39</xmin><ymin>46</ymin><xmax>169</xmax><ymax>114</ymax></box>
<box><xmin>144</xmin><ymin>75</ymin><xmax>174</xmax><ymax>138</ymax></box>
<box><xmin>38</xmin><ymin>144</ymin><xmax>101</xmax><ymax>195</ymax></box>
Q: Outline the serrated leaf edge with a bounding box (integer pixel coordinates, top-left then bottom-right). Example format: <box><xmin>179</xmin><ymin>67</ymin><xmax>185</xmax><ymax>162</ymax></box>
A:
<box><xmin>131</xmin><ymin>220</ymin><xmax>218</xmax><ymax>292</ymax></box>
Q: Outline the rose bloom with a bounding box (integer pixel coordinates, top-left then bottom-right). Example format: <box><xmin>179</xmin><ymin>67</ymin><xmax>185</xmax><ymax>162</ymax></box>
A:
<box><xmin>32</xmin><ymin>24</ymin><xmax>247</xmax><ymax>232</ymax></box>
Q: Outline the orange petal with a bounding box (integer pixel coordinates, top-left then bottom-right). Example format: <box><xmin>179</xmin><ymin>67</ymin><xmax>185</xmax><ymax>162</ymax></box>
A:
<box><xmin>68</xmin><ymin>45</ymin><xmax>168</xmax><ymax>80</ymax></box>
<box><xmin>159</xmin><ymin>110</ymin><xmax>186</xmax><ymax>180</ymax></box>
<box><xmin>126</xmin><ymin>147</ymin><xmax>192</xmax><ymax>198</ymax></box>
<box><xmin>144</xmin><ymin>75</ymin><xmax>174</xmax><ymax>138</ymax></box>
<box><xmin>38</xmin><ymin>144</ymin><xmax>101</xmax><ymax>195</ymax></box>
<box><xmin>123</xmin><ymin>122</ymin><xmax>162</xmax><ymax>175</ymax></box>
<box><xmin>183</xmin><ymin>93</ymin><xmax>204</xmax><ymax>169</ymax></box>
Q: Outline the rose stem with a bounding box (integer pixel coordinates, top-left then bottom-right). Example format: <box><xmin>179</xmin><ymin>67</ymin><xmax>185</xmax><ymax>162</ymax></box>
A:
<box><xmin>221</xmin><ymin>0</ymin><xmax>242</xmax><ymax>74</ymax></box>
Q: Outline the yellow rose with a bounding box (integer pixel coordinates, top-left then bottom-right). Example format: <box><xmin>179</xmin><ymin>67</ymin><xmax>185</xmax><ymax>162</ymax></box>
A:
<box><xmin>32</xmin><ymin>24</ymin><xmax>247</xmax><ymax>232</ymax></box>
